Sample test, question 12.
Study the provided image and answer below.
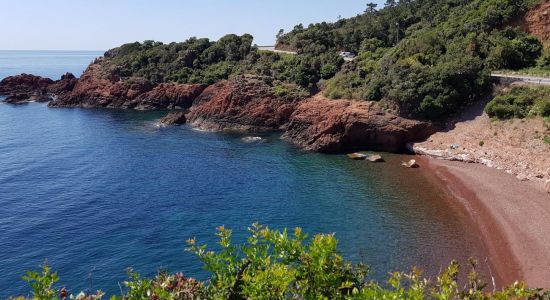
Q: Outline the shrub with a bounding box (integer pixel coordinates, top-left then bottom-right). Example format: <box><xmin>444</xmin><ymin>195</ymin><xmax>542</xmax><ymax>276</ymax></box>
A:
<box><xmin>12</xmin><ymin>225</ymin><xmax>548</xmax><ymax>299</ymax></box>
<box><xmin>486</xmin><ymin>86</ymin><xmax>550</xmax><ymax>119</ymax></box>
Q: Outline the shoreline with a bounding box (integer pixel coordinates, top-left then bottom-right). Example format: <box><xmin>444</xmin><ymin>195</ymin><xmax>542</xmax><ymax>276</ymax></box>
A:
<box><xmin>418</xmin><ymin>156</ymin><xmax>550</xmax><ymax>287</ymax></box>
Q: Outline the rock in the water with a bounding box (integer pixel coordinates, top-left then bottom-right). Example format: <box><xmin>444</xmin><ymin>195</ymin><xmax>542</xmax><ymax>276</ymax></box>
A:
<box><xmin>402</xmin><ymin>159</ymin><xmax>419</xmax><ymax>168</ymax></box>
<box><xmin>367</xmin><ymin>154</ymin><xmax>384</xmax><ymax>162</ymax></box>
<box><xmin>241</xmin><ymin>136</ymin><xmax>264</xmax><ymax>143</ymax></box>
<box><xmin>0</xmin><ymin>73</ymin><xmax>78</xmax><ymax>103</ymax></box>
<box><xmin>159</xmin><ymin>112</ymin><xmax>187</xmax><ymax>126</ymax></box>
<box><xmin>347</xmin><ymin>153</ymin><xmax>368</xmax><ymax>160</ymax></box>
<box><xmin>187</xmin><ymin>76</ymin><xmax>303</xmax><ymax>132</ymax></box>
<box><xmin>0</xmin><ymin>74</ymin><xmax>53</xmax><ymax>103</ymax></box>
<box><xmin>282</xmin><ymin>98</ymin><xmax>435</xmax><ymax>153</ymax></box>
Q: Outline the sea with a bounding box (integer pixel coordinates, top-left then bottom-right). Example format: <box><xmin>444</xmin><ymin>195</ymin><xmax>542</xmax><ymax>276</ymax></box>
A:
<box><xmin>0</xmin><ymin>51</ymin><xmax>485</xmax><ymax>297</ymax></box>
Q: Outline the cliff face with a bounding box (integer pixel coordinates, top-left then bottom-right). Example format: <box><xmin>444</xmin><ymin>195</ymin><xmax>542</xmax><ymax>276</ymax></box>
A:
<box><xmin>1</xmin><ymin>66</ymin><xmax>434</xmax><ymax>154</ymax></box>
<box><xmin>186</xmin><ymin>77</ymin><xmax>299</xmax><ymax>131</ymax></box>
<box><xmin>282</xmin><ymin>96</ymin><xmax>435</xmax><ymax>153</ymax></box>
<box><xmin>48</xmin><ymin>63</ymin><xmax>204</xmax><ymax>110</ymax></box>
<box><xmin>516</xmin><ymin>0</ymin><xmax>550</xmax><ymax>42</ymax></box>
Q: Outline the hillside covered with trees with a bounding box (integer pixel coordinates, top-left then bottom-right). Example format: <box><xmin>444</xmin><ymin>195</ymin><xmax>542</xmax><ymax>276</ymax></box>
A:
<box><xmin>94</xmin><ymin>0</ymin><xmax>549</xmax><ymax>122</ymax></box>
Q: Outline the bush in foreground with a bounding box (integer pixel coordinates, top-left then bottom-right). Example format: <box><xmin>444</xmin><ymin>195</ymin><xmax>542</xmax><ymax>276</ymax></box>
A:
<box><xmin>12</xmin><ymin>224</ymin><xmax>550</xmax><ymax>299</ymax></box>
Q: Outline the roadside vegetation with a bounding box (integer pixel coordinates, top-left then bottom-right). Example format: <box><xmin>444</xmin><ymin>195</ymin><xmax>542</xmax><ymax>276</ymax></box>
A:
<box><xmin>12</xmin><ymin>225</ymin><xmax>550</xmax><ymax>299</ymax></box>
<box><xmin>497</xmin><ymin>43</ymin><xmax>550</xmax><ymax>76</ymax></box>
<box><xmin>277</xmin><ymin>0</ymin><xmax>544</xmax><ymax>120</ymax></box>
<box><xmin>485</xmin><ymin>85</ymin><xmax>550</xmax><ymax>119</ymax></box>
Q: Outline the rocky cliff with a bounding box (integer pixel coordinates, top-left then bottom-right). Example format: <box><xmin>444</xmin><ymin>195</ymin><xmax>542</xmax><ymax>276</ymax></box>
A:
<box><xmin>516</xmin><ymin>0</ymin><xmax>550</xmax><ymax>42</ymax></box>
<box><xmin>48</xmin><ymin>63</ymin><xmax>204</xmax><ymax>110</ymax></box>
<box><xmin>282</xmin><ymin>96</ymin><xmax>435</xmax><ymax>153</ymax></box>
<box><xmin>1</xmin><ymin>67</ymin><xmax>433</xmax><ymax>154</ymax></box>
<box><xmin>186</xmin><ymin>77</ymin><xmax>300</xmax><ymax>131</ymax></box>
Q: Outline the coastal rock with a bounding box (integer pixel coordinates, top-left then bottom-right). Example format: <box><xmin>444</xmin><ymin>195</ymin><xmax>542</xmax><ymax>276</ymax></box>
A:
<box><xmin>49</xmin><ymin>63</ymin><xmax>203</xmax><ymax>110</ymax></box>
<box><xmin>0</xmin><ymin>74</ymin><xmax>54</xmax><ymax>103</ymax></box>
<box><xmin>347</xmin><ymin>153</ymin><xmax>368</xmax><ymax>160</ymax></box>
<box><xmin>186</xmin><ymin>76</ymin><xmax>303</xmax><ymax>131</ymax></box>
<box><xmin>0</xmin><ymin>73</ymin><xmax>79</xmax><ymax>103</ymax></box>
<box><xmin>132</xmin><ymin>83</ymin><xmax>204</xmax><ymax>110</ymax></box>
<box><xmin>367</xmin><ymin>154</ymin><xmax>384</xmax><ymax>162</ymax></box>
<box><xmin>282</xmin><ymin>98</ymin><xmax>435</xmax><ymax>153</ymax></box>
<box><xmin>47</xmin><ymin>73</ymin><xmax>78</xmax><ymax>96</ymax></box>
<box><xmin>159</xmin><ymin>112</ymin><xmax>187</xmax><ymax>126</ymax></box>
<box><xmin>402</xmin><ymin>159</ymin><xmax>419</xmax><ymax>168</ymax></box>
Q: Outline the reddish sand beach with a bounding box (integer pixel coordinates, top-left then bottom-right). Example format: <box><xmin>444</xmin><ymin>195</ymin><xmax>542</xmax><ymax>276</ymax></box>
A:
<box><xmin>420</xmin><ymin>156</ymin><xmax>550</xmax><ymax>287</ymax></box>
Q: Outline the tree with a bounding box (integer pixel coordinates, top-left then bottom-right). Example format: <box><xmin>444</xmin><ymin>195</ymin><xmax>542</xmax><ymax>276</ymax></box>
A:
<box><xmin>365</xmin><ymin>2</ymin><xmax>378</xmax><ymax>14</ymax></box>
<box><xmin>276</xmin><ymin>29</ymin><xmax>285</xmax><ymax>40</ymax></box>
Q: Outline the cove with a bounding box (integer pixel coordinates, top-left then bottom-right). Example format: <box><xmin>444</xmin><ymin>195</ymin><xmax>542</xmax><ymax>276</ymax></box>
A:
<box><xmin>0</xmin><ymin>103</ymin><xmax>485</xmax><ymax>297</ymax></box>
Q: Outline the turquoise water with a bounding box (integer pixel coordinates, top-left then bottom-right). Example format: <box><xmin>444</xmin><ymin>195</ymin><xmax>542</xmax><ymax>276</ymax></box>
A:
<box><xmin>0</xmin><ymin>52</ymin><xmax>485</xmax><ymax>297</ymax></box>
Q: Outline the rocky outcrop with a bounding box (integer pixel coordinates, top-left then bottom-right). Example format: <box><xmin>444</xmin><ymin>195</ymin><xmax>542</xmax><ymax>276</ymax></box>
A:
<box><xmin>282</xmin><ymin>97</ymin><xmax>435</xmax><ymax>153</ymax></box>
<box><xmin>47</xmin><ymin>73</ymin><xmax>78</xmax><ymax>96</ymax></box>
<box><xmin>186</xmin><ymin>76</ymin><xmax>301</xmax><ymax>131</ymax></box>
<box><xmin>132</xmin><ymin>83</ymin><xmax>204</xmax><ymax>110</ymax></box>
<box><xmin>159</xmin><ymin>112</ymin><xmax>187</xmax><ymax>126</ymax></box>
<box><xmin>49</xmin><ymin>63</ymin><xmax>204</xmax><ymax>110</ymax></box>
<box><xmin>514</xmin><ymin>0</ymin><xmax>550</xmax><ymax>42</ymax></box>
<box><xmin>0</xmin><ymin>73</ymin><xmax>77</xmax><ymax>103</ymax></box>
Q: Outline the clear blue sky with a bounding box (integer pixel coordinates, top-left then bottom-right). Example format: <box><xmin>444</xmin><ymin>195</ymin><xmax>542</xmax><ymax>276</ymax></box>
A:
<box><xmin>0</xmin><ymin>0</ymin><xmax>385</xmax><ymax>51</ymax></box>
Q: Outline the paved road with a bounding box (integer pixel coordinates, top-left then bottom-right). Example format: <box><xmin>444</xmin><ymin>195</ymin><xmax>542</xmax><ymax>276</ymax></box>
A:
<box><xmin>491</xmin><ymin>73</ymin><xmax>550</xmax><ymax>86</ymax></box>
<box><xmin>256</xmin><ymin>46</ymin><xmax>297</xmax><ymax>55</ymax></box>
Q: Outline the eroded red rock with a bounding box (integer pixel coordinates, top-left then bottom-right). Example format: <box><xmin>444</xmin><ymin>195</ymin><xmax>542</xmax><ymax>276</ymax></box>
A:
<box><xmin>186</xmin><ymin>77</ymin><xmax>301</xmax><ymax>131</ymax></box>
<box><xmin>49</xmin><ymin>63</ymin><xmax>203</xmax><ymax>110</ymax></box>
<box><xmin>282</xmin><ymin>97</ymin><xmax>435</xmax><ymax>153</ymax></box>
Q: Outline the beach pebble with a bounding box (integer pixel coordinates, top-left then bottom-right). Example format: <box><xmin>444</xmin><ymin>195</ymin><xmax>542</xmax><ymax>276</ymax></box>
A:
<box><xmin>367</xmin><ymin>154</ymin><xmax>384</xmax><ymax>162</ymax></box>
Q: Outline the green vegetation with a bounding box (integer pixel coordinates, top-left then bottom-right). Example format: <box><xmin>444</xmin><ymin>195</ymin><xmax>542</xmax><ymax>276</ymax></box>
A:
<box><xmin>280</xmin><ymin>0</ymin><xmax>543</xmax><ymax>120</ymax></box>
<box><xmin>485</xmin><ymin>86</ymin><xmax>550</xmax><ymax>119</ymax></box>
<box><xmin>100</xmin><ymin>35</ymin><xmax>342</xmax><ymax>89</ymax></box>
<box><xmin>98</xmin><ymin>0</ymin><xmax>548</xmax><ymax>121</ymax></box>
<box><xmin>12</xmin><ymin>225</ymin><xmax>550</xmax><ymax>299</ymax></box>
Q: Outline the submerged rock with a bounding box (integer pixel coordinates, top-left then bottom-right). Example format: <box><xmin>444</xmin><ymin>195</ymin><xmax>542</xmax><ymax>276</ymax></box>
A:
<box><xmin>159</xmin><ymin>112</ymin><xmax>187</xmax><ymax>126</ymax></box>
<box><xmin>241</xmin><ymin>136</ymin><xmax>264</xmax><ymax>143</ymax></box>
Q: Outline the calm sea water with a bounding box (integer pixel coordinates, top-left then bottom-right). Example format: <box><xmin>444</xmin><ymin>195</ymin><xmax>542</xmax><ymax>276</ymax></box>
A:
<box><xmin>0</xmin><ymin>50</ymin><xmax>103</xmax><ymax>80</ymax></box>
<box><xmin>0</xmin><ymin>52</ymin><xmax>485</xmax><ymax>297</ymax></box>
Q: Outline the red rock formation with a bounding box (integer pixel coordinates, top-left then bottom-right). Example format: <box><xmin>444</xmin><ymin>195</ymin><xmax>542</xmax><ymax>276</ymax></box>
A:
<box><xmin>159</xmin><ymin>112</ymin><xmax>187</xmax><ymax>126</ymax></box>
<box><xmin>0</xmin><ymin>73</ymin><xmax>76</xmax><ymax>103</ymax></box>
<box><xmin>49</xmin><ymin>63</ymin><xmax>204</xmax><ymax>110</ymax></box>
<box><xmin>0</xmin><ymin>73</ymin><xmax>53</xmax><ymax>94</ymax></box>
<box><xmin>48</xmin><ymin>73</ymin><xmax>78</xmax><ymax>96</ymax></box>
<box><xmin>515</xmin><ymin>0</ymin><xmax>550</xmax><ymax>42</ymax></box>
<box><xmin>186</xmin><ymin>76</ymin><xmax>300</xmax><ymax>131</ymax></box>
<box><xmin>282</xmin><ymin>97</ymin><xmax>435</xmax><ymax>153</ymax></box>
<box><xmin>132</xmin><ymin>83</ymin><xmax>205</xmax><ymax>110</ymax></box>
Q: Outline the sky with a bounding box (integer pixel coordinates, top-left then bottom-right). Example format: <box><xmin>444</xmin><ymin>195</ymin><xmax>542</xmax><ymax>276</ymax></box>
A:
<box><xmin>0</xmin><ymin>0</ymin><xmax>385</xmax><ymax>51</ymax></box>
